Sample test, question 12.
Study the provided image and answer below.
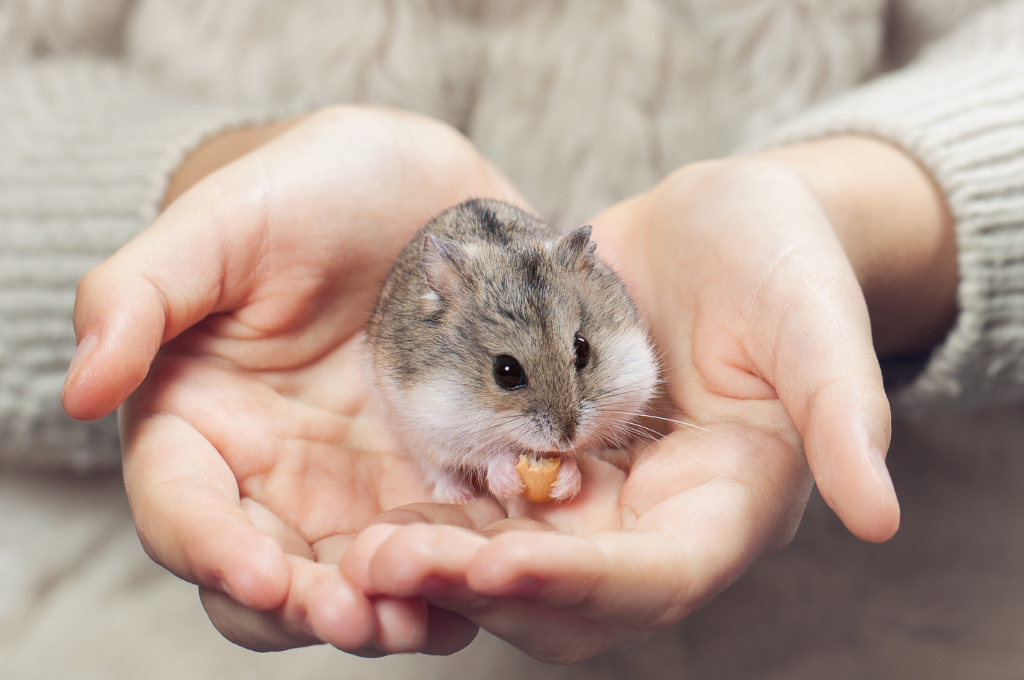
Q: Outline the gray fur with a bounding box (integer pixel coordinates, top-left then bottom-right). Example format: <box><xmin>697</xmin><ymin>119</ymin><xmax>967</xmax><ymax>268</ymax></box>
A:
<box><xmin>367</xmin><ymin>198</ymin><xmax>657</xmax><ymax>501</ymax></box>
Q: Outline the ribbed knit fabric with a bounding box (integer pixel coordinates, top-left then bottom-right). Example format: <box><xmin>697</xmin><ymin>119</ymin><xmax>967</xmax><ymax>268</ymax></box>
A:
<box><xmin>0</xmin><ymin>59</ymin><xmax>271</xmax><ymax>471</ymax></box>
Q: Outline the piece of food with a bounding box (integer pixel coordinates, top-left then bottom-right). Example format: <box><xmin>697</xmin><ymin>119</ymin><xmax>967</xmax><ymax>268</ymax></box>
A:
<box><xmin>516</xmin><ymin>454</ymin><xmax>562</xmax><ymax>503</ymax></box>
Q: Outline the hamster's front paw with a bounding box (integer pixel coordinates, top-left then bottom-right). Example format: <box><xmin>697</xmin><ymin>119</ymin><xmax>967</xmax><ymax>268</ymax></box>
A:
<box><xmin>549</xmin><ymin>455</ymin><xmax>582</xmax><ymax>501</ymax></box>
<box><xmin>428</xmin><ymin>467</ymin><xmax>476</xmax><ymax>504</ymax></box>
<box><xmin>486</xmin><ymin>454</ymin><xmax>526</xmax><ymax>499</ymax></box>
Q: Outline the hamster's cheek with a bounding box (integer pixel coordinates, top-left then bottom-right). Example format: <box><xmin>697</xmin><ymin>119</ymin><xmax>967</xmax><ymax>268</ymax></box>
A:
<box><xmin>404</xmin><ymin>379</ymin><xmax>485</xmax><ymax>431</ymax></box>
<box><xmin>592</xmin><ymin>327</ymin><xmax>659</xmax><ymax>406</ymax></box>
<box><xmin>399</xmin><ymin>379</ymin><xmax>522</xmax><ymax>466</ymax></box>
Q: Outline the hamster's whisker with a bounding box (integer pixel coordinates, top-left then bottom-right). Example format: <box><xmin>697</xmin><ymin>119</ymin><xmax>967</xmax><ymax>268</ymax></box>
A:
<box><xmin>594</xmin><ymin>415</ymin><xmax>708</xmax><ymax>464</ymax></box>
<box><xmin>595</xmin><ymin>396</ymin><xmax>715</xmax><ymax>439</ymax></box>
<box><xmin>592</xmin><ymin>387</ymin><xmax>659</xmax><ymax>404</ymax></box>
<box><xmin>603</xmin><ymin>410</ymin><xmax>716</xmax><ymax>436</ymax></box>
<box><xmin>621</xmin><ymin>422</ymin><xmax>707</xmax><ymax>464</ymax></box>
<box><xmin>445</xmin><ymin>420</ymin><xmax>518</xmax><ymax>467</ymax></box>
<box><xmin>598</xmin><ymin>381</ymin><xmax>658</xmax><ymax>395</ymax></box>
<box><xmin>610</xmin><ymin>423</ymin><xmax>658</xmax><ymax>444</ymax></box>
<box><xmin>605</xmin><ymin>419</ymin><xmax>666</xmax><ymax>444</ymax></box>
<box><xmin>591</xmin><ymin>416</ymin><xmax>661</xmax><ymax>446</ymax></box>
<box><xmin>591</xmin><ymin>429</ymin><xmax>633</xmax><ymax>452</ymax></box>
<box><xmin>457</xmin><ymin>425</ymin><xmax>520</xmax><ymax>465</ymax></box>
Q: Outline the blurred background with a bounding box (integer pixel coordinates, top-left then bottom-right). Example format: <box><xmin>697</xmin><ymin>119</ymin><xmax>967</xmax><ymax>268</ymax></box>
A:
<box><xmin>2</xmin><ymin>1</ymin><xmax>1022</xmax><ymax>677</ymax></box>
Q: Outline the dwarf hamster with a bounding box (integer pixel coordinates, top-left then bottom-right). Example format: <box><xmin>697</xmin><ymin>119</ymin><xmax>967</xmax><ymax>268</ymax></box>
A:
<box><xmin>367</xmin><ymin>199</ymin><xmax>658</xmax><ymax>504</ymax></box>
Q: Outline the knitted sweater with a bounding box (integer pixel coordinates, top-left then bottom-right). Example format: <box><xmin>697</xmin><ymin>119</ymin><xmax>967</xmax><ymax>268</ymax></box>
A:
<box><xmin>2</xmin><ymin>0</ymin><xmax>1023</xmax><ymax>471</ymax></box>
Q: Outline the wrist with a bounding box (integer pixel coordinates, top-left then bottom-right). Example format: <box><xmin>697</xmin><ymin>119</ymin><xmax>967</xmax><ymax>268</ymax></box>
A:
<box><xmin>753</xmin><ymin>136</ymin><xmax>958</xmax><ymax>357</ymax></box>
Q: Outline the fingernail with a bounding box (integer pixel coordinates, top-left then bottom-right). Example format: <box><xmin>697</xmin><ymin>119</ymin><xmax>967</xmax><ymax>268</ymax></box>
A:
<box><xmin>869</xmin><ymin>445</ymin><xmax>897</xmax><ymax>498</ymax></box>
<box><xmin>216</xmin><ymin>578</ymin><xmax>248</xmax><ymax>607</ymax></box>
<box><xmin>64</xmin><ymin>333</ymin><xmax>98</xmax><ymax>389</ymax></box>
<box><xmin>306</xmin><ymin>614</ymin><xmax>330</xmax><ymax>644</ymax></box>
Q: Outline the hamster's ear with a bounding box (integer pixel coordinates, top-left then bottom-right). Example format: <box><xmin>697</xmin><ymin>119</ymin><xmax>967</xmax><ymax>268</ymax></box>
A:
<box><xmin>555</xmin><ymin>225</ymin><xmax>597</xmax><ymax>272</ymax></box>
<box><xmin>422</xmin><ymin>234</ymin><xmax>469</xmax><ymax>300</ymax></box>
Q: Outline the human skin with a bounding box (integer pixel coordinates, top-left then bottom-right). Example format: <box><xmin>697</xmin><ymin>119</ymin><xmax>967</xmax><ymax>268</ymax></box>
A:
<box><xmin>62</xmin><ymin>107</ymin><xmax>955</xmax><ymax>659</ymax></box>
<box><xmin>340</xmin><ymin>138</ymin><xmax>956</xmax><ymax>661</ymax></box>
<box><xmin>65</xmin><ymin>107</ymin><xmax>528</xmax><ymax>654</ymax></box>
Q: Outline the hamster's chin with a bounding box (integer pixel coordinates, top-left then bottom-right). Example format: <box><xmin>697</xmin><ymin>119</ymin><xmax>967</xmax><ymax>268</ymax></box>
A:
<box><xmin>509</xmin><ymin>429</ymin><xmax>584</xmax><ymax>457</ymax></box>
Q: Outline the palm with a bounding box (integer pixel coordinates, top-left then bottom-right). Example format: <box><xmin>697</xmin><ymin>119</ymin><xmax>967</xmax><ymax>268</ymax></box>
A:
<box><xmin>336</xmin><ymin>345</ymin><xmax>809</xmax><ymax>663</ymax></box>
<box><xmin>67</xmin><ymin>107</ymin><xmax>524</xmax><ymax>653</ymax></box>
<box><xmin>124</xmin><ymin>236</ymin><xmax>516</xmax><ymax>653</ymax></box>
<box><xmin>342</xmin><ymin>161</ymin><xmax>893</xmax><ymax>662</ymax></box>
<box><xmin>139</xmin><ymin>330</ymin><xmax>425</xmax><ymax>530</ymax></box>
<box><xmin>117</xmin><ymin>107</ymin><xmax>468</xmax><ymax>528</ymax></box>
<box><xmin>67</xmin><ymin>113</ymin><xmax>897</xmax><ymax>660</ymax></box>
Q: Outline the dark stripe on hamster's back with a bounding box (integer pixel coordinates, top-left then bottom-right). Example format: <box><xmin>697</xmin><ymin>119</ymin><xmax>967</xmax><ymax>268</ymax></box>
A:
<box><xmin>469</xmin><ymin>200</ymin><xmax>511</xmax><ymax>244</ymax></box>
<box><xmin>521</xmin><ymin>251</ymin><xmax>543</xmax><ymax>292</ymax></box>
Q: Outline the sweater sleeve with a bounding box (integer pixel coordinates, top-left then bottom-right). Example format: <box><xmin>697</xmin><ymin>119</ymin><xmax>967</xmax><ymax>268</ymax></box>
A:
<box><xmin>751</xmin><ymin>0</ymin><xmax>1024</xmax><ymax>413</ymax></box>
<box><xmin>0</xmin><ymin>58</ymin><xmax>279</xmax><ymax>472</ymax></box>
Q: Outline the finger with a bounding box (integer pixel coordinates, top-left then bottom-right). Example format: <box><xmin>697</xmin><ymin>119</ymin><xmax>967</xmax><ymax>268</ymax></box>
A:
<box><xmin>373</xmin><ymin>597</ymin><xmax>429</xmax><ymax>653</ymax></box>
<box><xmin>239</xmin><ymin>506</ymin><xmax>380</xmax><ymax>650</ymax></box>
<box><xmin>286</xmin><ymin>558</ymin><xmax>377</xmax><ymax>650</ymax></box>
<box><xmin>347</xmin><ymin>523</ymin><xmax>489</xmax><ymax>598</ymax></box>
<box><xmin>199</xmin><ymin>556</ymin><xmax>377</xmax><ymax>652</ymax></box>
<box><xmin>327</xmin><ymin>525</ymin><xmax>481</xmax><ymax>655</ymax></box>
<box><xmin>643</xmin><ymin>163</ymin><xmax>899</xmax><ymax>543</ymax></box>
<box><xmin>368</xmin><ymin>500</ymin><xmax>509</xmax><ymax>532</ymax></box>
<box><xmin>435</xmin><ymin>594</ymin><xmax>646</xmax><ymax>665</ymax></box>
<box><xmin>796</xmin><ymin>373</ymin><xmax>897</xmax><ymax>542</ymax></box>
<box><xmin>62</xmin><ymin>107</ymin><xmax>531</xmax><ymax>422</ymax></box>
<box><xmin>420</xmin><ymin>606</ymin><xmax>480</xmax><ymax>656</ymax></box>
<box><xmin>200</xmin><ymin>587</ymin><xmax>315</xmax><ymax>652</ymax></box>
<box><xmin>765</xmin><ymin>250</ymin><xmax>899</xmax><ymax>542</ymax></box>
<box><xmin>467</xmin><ymin>478</ymin><xmax>787</xmax><ymax>631</ymax></box>
<box><xmin>340</xmin><ymin>500</ymin><xmax>506</xmax><ymax>592</ymax></box>
<box><xmin>121</xmin><ymin>408</ymin><xmax>290</xmax><ymax>610</ymax></box>
<box><xmin>355</xmin><ymin>523</ymin><xmax>640</xmax><ymax>663</ymax></box>
<box><xmin>342</xmin><ymin>523</ymin><xmax>405</xmax><ymax>592</ymax></box>
<box><xmin>61</xmin><ymin>154</ymin><xmax>277</xmax><ymax>421</ymax></box>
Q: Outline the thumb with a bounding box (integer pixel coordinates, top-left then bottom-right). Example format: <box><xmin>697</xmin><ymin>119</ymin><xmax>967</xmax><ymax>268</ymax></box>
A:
<box><xmin>61</xmin><ymin>163</ymin><xmax>270</xmax><ymax>421</ymax></box>
<box><xmin>798</xmin><ymin>371</ymin><xmax>899</xmax><ymax>543</ymax></box>
<box><xmin>770</xmin><ymin>256</ymin><xmax>900</xmax><ymax>543</ymax></box>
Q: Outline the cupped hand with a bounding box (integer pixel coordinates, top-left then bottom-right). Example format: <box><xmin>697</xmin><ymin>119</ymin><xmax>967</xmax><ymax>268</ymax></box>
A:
<box><xmin>61</xmin><ymin>106</ymin><xmax>526</xmax><ymax>654</ymax></box>
<box><xmin>339</xmin><ymin>153</ymin><xmax>905</xmax><ymax>663</ymax></box>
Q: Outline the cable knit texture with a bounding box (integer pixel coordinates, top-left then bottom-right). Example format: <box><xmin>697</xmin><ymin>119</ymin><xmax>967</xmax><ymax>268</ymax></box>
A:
<box><xmin>123</xmin><ymin>0</ymin><xmax>886</xmax><ymax>223</ymax></box>
<box><xmin>0</xmin><ymin>0</ymin><xmax>1021</xmax><ymax>470</ymax></box>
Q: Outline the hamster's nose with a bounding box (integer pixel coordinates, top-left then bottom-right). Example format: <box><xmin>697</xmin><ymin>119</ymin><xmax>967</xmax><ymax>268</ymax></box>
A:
<box><xmin>541</xmin><ymin>396</ymin><xmax>579</xmax><ymax>449</ymax></box>
<box><xmin>556</xmin><ymin>415</ymin><xmax>577</xmax><ymax>448</ymax></box>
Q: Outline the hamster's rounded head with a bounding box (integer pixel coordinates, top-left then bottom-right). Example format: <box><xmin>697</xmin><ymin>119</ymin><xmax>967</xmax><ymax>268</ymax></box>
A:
<box><xmin>370</xmin><ymin>200</ymin><xmax>658</xmax><ymax>474</ymax></box>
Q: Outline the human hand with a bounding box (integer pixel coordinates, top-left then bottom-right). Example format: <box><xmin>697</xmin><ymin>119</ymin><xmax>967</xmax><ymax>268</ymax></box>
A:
<box><xmin>338</xmin><ymin>137</ymin><xmax>957</xmax><ymax>662</ymax></box>
<box><xmin>61</xmin><ymin>106</ymin><xmax>526</xmax><ymax>654</ymax></box>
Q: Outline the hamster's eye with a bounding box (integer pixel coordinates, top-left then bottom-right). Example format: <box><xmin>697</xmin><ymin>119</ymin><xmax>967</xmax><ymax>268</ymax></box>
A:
<box><xmin>493</xmin><ymin>355</ymin><xmax>527</xmax><ymax>389</ymax></box>
<box><xmin>574</xmin><ymin>334</ymin><xmax>590</xmax><ymax>370</ymax></box>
